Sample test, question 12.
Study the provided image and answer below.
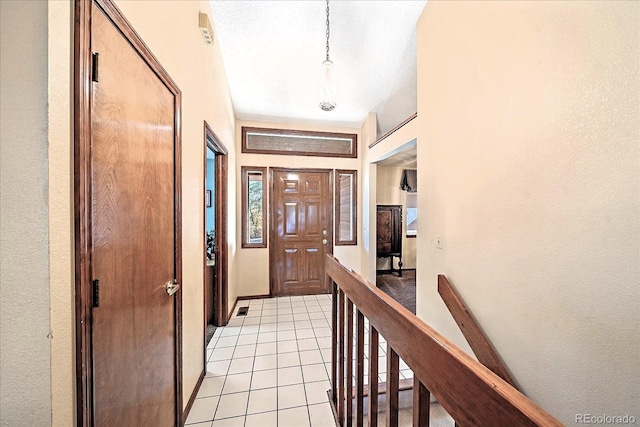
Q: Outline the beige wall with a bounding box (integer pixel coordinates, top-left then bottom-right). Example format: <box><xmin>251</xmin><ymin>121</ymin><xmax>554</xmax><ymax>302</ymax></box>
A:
<box><xmin>48</xmin><ymin>1</ymin><xmax>74</xmax><ymax>425</ymax></box>
<box><xmin>114</xmin><ymin>0</ymin><xmax>238</xmax><ymax>408</ymax></box>
<box><xmin>11</xmin><ymin>0</ymin><xmax>638</xmax><ymax>424</ymax></box>
<box><xmin>45</xmin><ymin>0</ymin><xmax>238</xmax><ymax>423</ymax></box>
<box><xmin>0</xmin><ymin>1</ymin><xmax>53</xmax><ymax>425</ymax></box>
<box><xmin>375</xmin><ymin>166</ymin><xmax>417</xmax><ymax>270</ymax></box>
<box><xmin>235</xmin><ymin>120</ymin><xmax>362</xmax><ymax>297</ymax></box>
<box><xmin>417</xmin><ymin>1</ymin><xmax>639</xmax><ymax>423</ymax></box>
<box><xmin>359</xmin><ymin>113</ymin><xmax>378</xmax><ymax>281</ymax></box>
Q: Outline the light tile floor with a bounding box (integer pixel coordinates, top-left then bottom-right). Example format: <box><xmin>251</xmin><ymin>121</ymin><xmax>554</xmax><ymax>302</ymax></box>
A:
<box><xmin>185</xmin><ymin>294</ymin><xmax>444</xmax><ymax>427</ymax></box>
<box><xmin>186</xmin><ymin>294</ymin><xmax>338</xmax><ymax>427</ymax></box>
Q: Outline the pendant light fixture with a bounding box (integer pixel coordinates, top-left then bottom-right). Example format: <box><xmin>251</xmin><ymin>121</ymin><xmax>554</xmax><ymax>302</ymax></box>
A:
<box><xmin>319</xmin><ymin>0</ymin><xmax>336</xmax><ymax>111</ymax></box>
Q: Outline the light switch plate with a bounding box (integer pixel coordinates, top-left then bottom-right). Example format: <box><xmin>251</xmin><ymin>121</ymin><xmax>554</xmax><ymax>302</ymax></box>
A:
<box><xmin>436</xmin><ymin>235</ymin><xmax>443</xmax><ymax>249</ymax></box>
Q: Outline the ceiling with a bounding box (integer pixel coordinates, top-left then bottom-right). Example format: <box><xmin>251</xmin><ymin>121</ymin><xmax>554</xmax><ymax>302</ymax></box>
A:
<box><xmin>208</xmin><ymin>0</ymin><xmax>427</xmax><ymax>137</ymax></box>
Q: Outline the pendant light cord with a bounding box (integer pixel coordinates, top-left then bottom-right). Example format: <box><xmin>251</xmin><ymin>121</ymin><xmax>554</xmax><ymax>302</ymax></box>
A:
<box><xmin>325</xmin><ymin>0</ymin><xmax>330</xmax><ymax>61</ymax></box>
<box><xmin>319</xmin><ymin>0</ymin><xmax>336</xmax><ymax>111</ymax></box>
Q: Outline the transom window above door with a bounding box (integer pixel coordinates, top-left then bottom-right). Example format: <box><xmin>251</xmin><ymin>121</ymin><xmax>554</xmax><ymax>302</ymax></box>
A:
<box><xmin>242</xmin><ymin>127</ymin><xmax>357</xmax><ymax>158</ymax></box>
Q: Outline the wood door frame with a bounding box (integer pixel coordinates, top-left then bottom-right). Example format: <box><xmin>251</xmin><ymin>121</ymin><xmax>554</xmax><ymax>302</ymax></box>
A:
<box><xmin>269</xmin><ymin>167</ymin><xmax>334</xmax><ymax>296</ymax></box>
<box><xmin>74</xmin><ymin>0</ymin><xmax>183</xmax><ymax>425</ymax></box>
<box><xmin>204</xmin><ymin>121</ymin><xmax>229</xmax><ymax>327</ymax></box>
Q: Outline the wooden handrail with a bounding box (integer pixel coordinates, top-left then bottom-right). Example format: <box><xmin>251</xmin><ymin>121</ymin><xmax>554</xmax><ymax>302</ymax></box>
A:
<box><xmin>326</xmin><ymin>255</ymin><xmax>562</xmax><ymax>426</ymax></box>
<box><xmin>438</xmin><ymin>274</ymin><xmax>517</xmax><ymax>388</ymax></box>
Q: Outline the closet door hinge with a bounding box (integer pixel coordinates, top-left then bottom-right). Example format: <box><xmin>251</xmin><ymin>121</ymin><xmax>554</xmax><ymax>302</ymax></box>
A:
<box><xmin>92</xmin><ymin>279</ymin><xmax>100</xmax><ymax>307</ymax></box>
<box><xmin>92</xmin><ymin>52</ymin><xmax>99</xmax><ymax>82</ymax></box>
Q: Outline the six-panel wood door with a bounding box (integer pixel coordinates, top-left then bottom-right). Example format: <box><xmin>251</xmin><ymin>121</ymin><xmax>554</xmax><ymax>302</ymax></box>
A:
<box><xmin>90</xmin><ymin>6</ymin><xmax>179</xmax><ymax>426</ymax></box>
<box><xmin>271</xmin><ymin>169</ymin><xmax>333</xmax><ymax>296</ymax></box>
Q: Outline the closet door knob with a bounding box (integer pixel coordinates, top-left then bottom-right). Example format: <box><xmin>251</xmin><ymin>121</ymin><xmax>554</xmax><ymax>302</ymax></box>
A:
<box><xmin>166</xmin><ymin>280</ymin><xmax>180</xmax><ymax>296</ymax></box>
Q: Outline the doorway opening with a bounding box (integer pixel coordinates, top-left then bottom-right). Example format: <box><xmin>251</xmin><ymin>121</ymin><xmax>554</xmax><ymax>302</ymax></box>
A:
<box><xmin>203</xmin><ymin>121</ymin><xmax>228</xmax><ymax>353</ymax></box>
<box><xmin>373</xmin><ymin>140</ymin><xmax>417</xmax><ymax>313</ymax></box>
<box><xmin>205</xmin><ymin>143</ymin><xmax>216</xmax><ymax>345</ymax></box>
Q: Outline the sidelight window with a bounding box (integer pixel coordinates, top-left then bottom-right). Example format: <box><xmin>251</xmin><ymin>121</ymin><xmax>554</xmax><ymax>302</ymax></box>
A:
<box><xmin>335</xmin><ymin>169</ymin><xmax>357</xmax><ymax>245</ymax></box>
<box><xmin>241</xmin><ymin>166</ymin><xmax>267</xmax><ymax>248</ymax></box>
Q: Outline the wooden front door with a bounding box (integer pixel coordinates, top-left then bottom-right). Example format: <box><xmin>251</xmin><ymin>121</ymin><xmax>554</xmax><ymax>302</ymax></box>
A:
<box><xmin>270</xmin><ymin>169</ymin><xmax>333</xmax><ymax>296</ymax></box>
<box><xmin>78</xmin><ymin>1</ymin><xmax>182</xmax><ymax>425</ymax></box>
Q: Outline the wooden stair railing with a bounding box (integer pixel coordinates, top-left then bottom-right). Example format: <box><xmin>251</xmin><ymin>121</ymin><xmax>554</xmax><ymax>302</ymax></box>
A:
<box><xmin>438</xmin><ymin>275</ymin><xmax>517</xmax><ymax>388</ymax></box>
<box><xmin>326</xmin><ymin>255</ymin><xmax>563</xmax><ymax>427</ymax></box>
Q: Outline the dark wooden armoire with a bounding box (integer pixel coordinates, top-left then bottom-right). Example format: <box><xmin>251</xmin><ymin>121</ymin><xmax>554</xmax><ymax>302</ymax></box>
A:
<box><xmin>376</xmin><ymin>205</ymin><xmax>403</xmax><ymax>277</ymax></box>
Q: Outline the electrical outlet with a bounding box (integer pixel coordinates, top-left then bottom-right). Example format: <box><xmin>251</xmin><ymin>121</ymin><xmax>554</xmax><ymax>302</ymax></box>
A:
<box><xmin>436</xmin><ymin>235</ymin><xmax>443</xmax><ymax>249</ymax></box>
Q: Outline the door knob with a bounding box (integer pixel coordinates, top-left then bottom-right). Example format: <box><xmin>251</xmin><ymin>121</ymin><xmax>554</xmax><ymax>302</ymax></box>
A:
<box><xmin>166</xmin><ymin>280</ymin><xmax>180</xmax><ymax>296</ymax></box>
<box><xmin>322</xmin><ymin>239</ymin><xmax>327</xmax><ymax>245</ymax></box>
<box><xmin>322</xmin><ymin>229</ymin><xmax>327</xmax><ymax>236</ymax></box>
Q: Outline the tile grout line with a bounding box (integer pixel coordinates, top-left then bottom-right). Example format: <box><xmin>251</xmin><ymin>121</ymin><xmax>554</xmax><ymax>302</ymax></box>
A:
<box><xmin>209</xmin><ymin>322</ymin><xmax>235</xmax><ymax>424</ymax></box>
<box><xmin>274</xmin><ymin>298</ymin><xmax>280</xmax><ymax>426</ymax></box>
<box><xmin>241</xmin><ymin>304</ymin><xmax>258</xmax><ymax>427</ymax></box>
<box><xmin>199</xmin><ymin>296</ymin><xmax>337</xmax><ymax>427</ymax></box>
<box><xmin>298</xmin><ymin>296</ymin><xmax>313</xmax><ymax>427</ymax></box>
